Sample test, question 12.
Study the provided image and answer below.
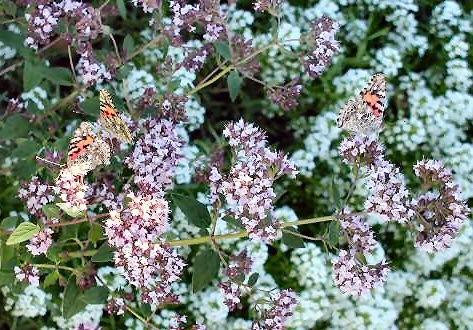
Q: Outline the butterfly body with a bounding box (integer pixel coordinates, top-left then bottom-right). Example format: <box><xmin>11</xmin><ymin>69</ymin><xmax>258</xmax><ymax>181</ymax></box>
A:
<box><xmin>99</xmin><ymin>90</ymin><xmax>134</xmax><ymax>144</ymax></box>
<box><xmin>337</xmin><ymin>73</ymin><xmax>386</xmax><ymax>136</ymax></box>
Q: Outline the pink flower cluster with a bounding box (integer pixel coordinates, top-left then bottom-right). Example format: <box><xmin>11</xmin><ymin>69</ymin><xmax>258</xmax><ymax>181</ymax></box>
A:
<box><xmin>332</xmin><ymin>211</ymin><xmax>390</xmax><ymax>296</ymax></box>
<box><xmin>55</xmin><ymin>168</ymin><xmax>89</xmax><ymax>212</ymax></box>
<box><xmin>209</xmin><ymin>119</ymin><xmax>298</xmax><ymax>242</ymax></box>
<box><xmin>14</xmin><ymin>264</ymin><xmax>40</xmax><ymax>287</ymax></box>
<box><xmin>169</xmin><ymin>0</ymin><xmax>226</xmax><ymax>43</ymax></box>
<box><xmin>253</xmin><ymin>0</ymin><xmax>283</xmax><ymax>14</ymax></box>
<box><xmin>365</xmin><ymin>158</ymin><xmax>415</xmax><ymax>224</ymax></box>
<box><xmin>218</xmin><ymin>249</ymin><xmax>253</xmax><ymax>311</ymax></box>
<box><xmin>332</xmin><ymin>249</ymin><xmax>390</xmax><ymax>296</ymax></box>
<box><xmin>104</xmin><ymin>192</ymin><xmax>185</xmax><ymax>305</ymax></box>
<box><xmin>24</xmin><ymin>3</ymin><xmax>61</xmax><ymax>49</ymax></box>
<box><xmin>412</xmin><ymin>159</ymin><xmax>470</xmax><ymax>252</ymax></box>
<box><xmin>268</xmin><ymin>80</ymin><xmax>303</xmax><ymax>112</ymax></box>
<box><xmin>125</xmin><ymin>119</ymin><xmax>184</xmax><ymax>196</ymax></box>
<box><xmin>252</xmin><ymin>289</ymin><xmax>298</xmax><ymax>330</ymax></box>
<box><xmin>304</xmin><ymin>16</ymin><xmax>340</xmax><ymax>78</ymax></box>
<box><xmin>18</xmin><ymin>176</ymin><xmax>55</xmax><ymax>218</ymax></box>
<box><xmin>340</xmin><ymin>135</ymin><xmax>414</xmax><ymax>224</ymax></box>
<box><xmin>26</xmin><ymin>228</ymin><xmax>53</xmax><ymax>256</ymax></box>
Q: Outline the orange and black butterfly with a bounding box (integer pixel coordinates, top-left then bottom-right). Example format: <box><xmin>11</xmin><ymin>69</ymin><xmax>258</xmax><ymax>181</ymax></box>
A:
<box><xmin>66</xmin><ymin>122</ymin><xmax>111</xmax><ymax>176</ymax></box>
<box><xmin>337</xmin><ymin>73</ymin><xmax>386</xmax><ymax>136</ymax></box>
<box><xmin>99</xmin><ymin>90</ymin><xmax>134</xmax><ymax>144</ymax></box>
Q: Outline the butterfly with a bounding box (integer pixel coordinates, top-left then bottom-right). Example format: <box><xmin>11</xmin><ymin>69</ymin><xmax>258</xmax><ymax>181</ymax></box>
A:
<box><xmin>99</xmin><ymin>90</ymin><xmax>134</xmax><ymax>144</ymax></box>
<box><xmin>337</xmin><ymin>73</ymin><xmax>386</xmax><ymax>136</ymax></box>
<box><xmin>66</xmin><ymin>121</ymin><xmax>111</xmax><ymax>176</ymax></box>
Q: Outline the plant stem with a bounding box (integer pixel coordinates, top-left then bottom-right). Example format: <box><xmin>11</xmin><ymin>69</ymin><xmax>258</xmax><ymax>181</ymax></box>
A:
<box><xmin>47</xmin><ymin>213</ymin><xmax>109</xmax><ymax>228</ymax></box>
<box><xmin>167</xmin><ymin>215</ymin><xmax>335</xmax><ymax>247</ymax></box>
<box><xmin>34</xmin><ymin>263</ymin><xmax>78</xmax><ymax>274</ymax></box>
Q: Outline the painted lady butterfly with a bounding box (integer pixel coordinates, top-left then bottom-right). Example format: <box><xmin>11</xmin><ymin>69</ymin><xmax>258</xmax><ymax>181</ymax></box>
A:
<box><xmin>337</xmin><ymin>73</ymin><xmax>386</xmax><ymax>136</ymax></box>
<box><xmin>66</xmin><ymin>121</ymin><xmax>111</xmax><ymax>176</ymax></box>
<box><xmin>99</xmin><ymin>90</ymin><xmax>134</xmax><ymax>144</ymax></box>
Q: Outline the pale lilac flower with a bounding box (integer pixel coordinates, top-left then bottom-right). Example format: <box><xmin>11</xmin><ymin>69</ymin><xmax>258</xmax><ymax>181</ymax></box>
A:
<box><xmin>267</xmin><ymin>80</ymin><xmax>303</xmax><ymax>111</ymax></box>
<box><xmin>77</xmin><ymin>50</ymin><xmax>112</xmax><ymax>86</ymax></box>
<box><xmin>6</xmin><ymin>98</ymin><xmax>24</xmax><ymax>114</ymax></box>
<box><xmin>365</xmin><ymin>158</ymin><xmax>415</xmax><ymax>224</ymax></box>
<box><xmin>104</xmin><ymin>192</ymin><xmax>185</xmax><ymax>305</ymax></box>
<box><xmin>339</xmin><ymin>210</ymin><xmax>377</xmax><ymax>254</ymax></box>
<box><xmin>55</xmin><ymin>169</ymin><xmax>89</xmax><ymax>212</ymax></box>
<box><xmin>252</xmin><ymin>289</ymin><xmax>298</xmax><ymax>330</ymax></box>
<box><xmin>18</xmin><ymin>176</ymin><xmax>55</xmax><ymax>218</ymax></box>
<box><xmin>168</xmin><ymin>314</ymin><xmax>187</xmax><ymax>330</ymax></box>
<box><xmin>25</xmin><ymin>3</ymin><xmax>61</xmax><ymax>49</ymax></box>
<box><xmin>14</xmin><ymin>264</ymin><xmax>40</xmax><ymax>286</ymax></box>
<box><xmin>339</xmin><ymin>134</ymin><xmax>384</xmax><ymax>166</ymax></box>
<box><xmin>219</xmin><ymin>281</ymin><xmax>242</xmax><ymax>311</ymax></box>
<box><xmin>210</xmin><ymin>120</ymin><xmax>298</xmax><ymax>242</ymax></box>
<box><xmin>26</xmin><ymin>228</ymin><xmax>53</xmax><ymax>256</ymax></box>
<box><xmin>157</xmin><ymin>94</ymin><xmax>188</xmax><ymax>123</ymax></box>
<box><xmin>169</xmin><ymin>1</ymin><xmax>226</xmax><ymax>42</ymax></box>
<box><xmin>232</xmin><ymin>36</ymin><xmax>260</xmax><ymax>75</ymax></box>
<box><xmin>253</xmin><ymin>0</ymin><xmax>283</xmax><ymax>14</ymax></box>
<box><xmin>192</xmin><ymin>324</ymin><xmax>207</xmax><ymax>330</ymax></box>
<box><xmin>125</xmin><ymin>119</ymin><xmax>184</xmax><ymax>196</ymax></box>
<box><xmin>332</xmin><ymin>249</ymin><xmax>390</xmax><ymax>296</ymax></box>
<box><xmin>74</xmin><ymin>323</ymin><xmax>101</xmax><ymax>330</ymax></box>
<box><xmin>105</xmin><ymin>297</ymin><xmax>126</xmax><ymax>315</ymax></box>
<box><xmin>303</xmin><ymin>16</ymin><xmax>340</xmax><ymax>78</ymax></box>
<box><xmin>131</xmin><ymin>0</ymin><xmax>161</xmax><ymax>13</ymax></box>
<box><xmin>412</xmin><ymin>159</ymin><xmax>470</xmax><ymax>252</ymax></box>
<box><xmin>225</xmin><ymin>249</ymin><xmax>253</xmax><ymax>279</ymax></box>
<box><xmin>181</xmin><ymin>44</ymin><xmax>213</xmax><ymax>73</ymax></box>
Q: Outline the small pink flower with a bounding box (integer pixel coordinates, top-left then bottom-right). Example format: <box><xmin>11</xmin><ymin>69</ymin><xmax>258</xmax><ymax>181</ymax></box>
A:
<box><xmin>27</xmin><ymin>228</ymin><xmax>53</xmax><ymax>256</ymax></box>
<box><xmin>14</xmin><ymin>264</ymin><xmax>40</xmax><ymax>287</ymax></box>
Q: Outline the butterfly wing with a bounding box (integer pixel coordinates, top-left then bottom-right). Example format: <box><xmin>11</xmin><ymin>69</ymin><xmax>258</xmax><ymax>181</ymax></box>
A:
<box><xmin>361</xmin><ymin>73</ymin><xmax>386</xmax><ymax>118</ymax></box>
<box><xmin>337</xmin><ymin>73</ymin><xmax>386</xmax><ymax>135</ymax></box>
<box><xmin>99</xmin><ymin>90</ymin><xmax>134</xmax><ymax>144</ymax></box>
<box><xmin>66</xmin><ymin>122</ymin><xmax>111</xmax><ymax>176</ymax></box>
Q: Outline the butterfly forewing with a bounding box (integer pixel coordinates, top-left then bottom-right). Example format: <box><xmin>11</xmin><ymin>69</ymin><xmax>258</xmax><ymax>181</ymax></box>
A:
<box><xmin>99</xmin><ymin>90</ymin><xmax>134</xmax><ymax>144</ymax></box>
<box><xmin>337</xmin><ymin>73</ymin><xmax>386</xmax><ymax>136</ymax></box>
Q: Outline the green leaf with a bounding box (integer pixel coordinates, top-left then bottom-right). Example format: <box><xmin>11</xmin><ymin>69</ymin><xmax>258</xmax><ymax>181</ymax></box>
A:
<box><xmin>116</xmin><ymin>0</ymin><xmax>127</xmax><ymax>19</ymax></box>
<box><xmin>1</xmin><ymin>216</ymin><xmax>18</xmax><ymax>231</ymax></box>
<box><xmin>41</xmin><ymin>67</ymin><xmax>74</xmax><ymax>86</ymax></box>
<box><xmin>0</xmin><ymin>114</ymin><xmax>29</xmax><ymax>140</ymax></box>
<box><xmin>2</xmin><ymin>1</ymin><xmax>17</xmax><ymax>16</ymax></box>
<box><xmin>23</xmin><ymin>61</ymin><xmax>44</xmax><ymax>91</ymax></box>
<box><xmin>12</xmin><ymin>159</ymin><xmax>36</xmax><ymax>179</ymax></box>
<box><xmin>282</xmin><ymin>227</ymin><xmax>305</xmax><ymax>248</ymax></box>
<box><xmin>43</xmin><ymin>204</ymin><xmax>61</xmax><ymax>219</ymax></box>
<box><xmin>56</xmin><ymin>203</ymin><xmax>85</xmax><ymax>218</ymax></box>
<box><xmin>123</xmin><ymin>34</ymin><xmax>135</xmax><ymax>56</ymax></box>
<box><xmin>91</xmin><ymin>243</ymin><xmax>115</xmax><ymax>263</ymax></box>
<box><xmin>80</xmin><ymin>286</ymin><xmax>109</xmax><ymax>304</ymax></box>
<box><xmin>6</xmin><ymin>222</ymin><xmax>40</xmax><ymax>245</ymax></box>
<box><xmin>247</xmin><ymin>272</ymin><xmax>259</xmax><ymax>287</ymax></box>
<box><xmin>88</xmin><ymin>223</ymin><xmax>104</xmax><ymax>244</ymax></box>
<box><xmin>63</xmin><ymin>276</ymin><xmax>87</xmax><ymax>318</ymax></box>
<box><xmin>43</xmin><ymin>271</ymin><xmax>59</xmax><ymax>288</ymax></box>
<box><xmin>227</xmin><ymin>70</ymin><xmax>242</xmax><ymax>102</ymax></box>
<box><xmin>214</xmin><ymin>41</ymin><xmax>232</xmax><ymax>61</ymax></box>
<box><xmin>328</xmin><ymin>221</ymin><xmax>340</xmax><ymax>246</ymax></box>
<box><xmin>11</xmin><ymin>139</ymin><xmax>39</xmax><ymax>159</ymax></box>
<box><xmin>222</xmin><ymin>215</ymin><xmax>244</xmax><ymax>229</ymax></box>
<box><xmin>0</xmin><ymin>29</ymin><xmax>32</xmax><ymax>57</ymax></box>
<box><xmin>171</xmin><ymin>194</ymin><xmax>211</xmax><ymax>229</ymax></box>
<box><xmin>192</xmin><ymin>248</ymin><xmax>220</xmax><ymax>292</ymax></box>
<box><xmin>80</xmin><ymin>96</ymin><xmax>100</xmax><ymax>117</ymax></box>
<box><xmin>0</xmin><ymin>270</ymin><xmax>15</xmax><ymax>286</ymax></box>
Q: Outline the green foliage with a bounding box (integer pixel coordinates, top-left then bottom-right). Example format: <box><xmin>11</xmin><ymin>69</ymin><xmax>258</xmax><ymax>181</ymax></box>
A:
<box><xmin>171</xmin><ymin>194</ymin><xmax>212</xmax><ymax>229</ymax></box>
<box><xmin>6</xmin><ymin>222</ymin><xmax>40</xmax><ymax>245</ymax></box>
<box><xmin>192</xmin><ymin>247</ymin><xmax>220</xmax><ymax>292</ymax></box>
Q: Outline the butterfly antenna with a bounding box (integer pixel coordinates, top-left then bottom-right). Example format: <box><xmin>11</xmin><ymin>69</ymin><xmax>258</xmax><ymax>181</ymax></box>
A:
<box><xmin>35</xmin><ymin>156</ymin><xmax>63</xmax><ymax>168</ymax></box>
